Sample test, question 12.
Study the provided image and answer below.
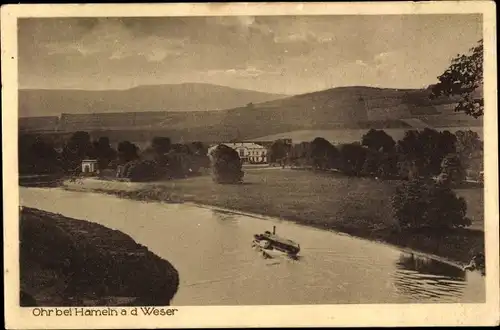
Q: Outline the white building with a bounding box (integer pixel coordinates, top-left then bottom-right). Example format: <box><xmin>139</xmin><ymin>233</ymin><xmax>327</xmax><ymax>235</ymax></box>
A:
<box><xmin>208</xmin><ymin>142</ymin><xmax>268</xmax><ymax>164</ymax></box>
<box><xmin>81</xmin><ymin>159</ymin><xmax>98</xmax><ymax>175</ymax></box>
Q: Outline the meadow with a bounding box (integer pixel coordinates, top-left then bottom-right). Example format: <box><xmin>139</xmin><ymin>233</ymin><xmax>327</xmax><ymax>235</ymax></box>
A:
<box><xmin>65</xmin><ymin>167</ymin><xmax>485</xmax><ymax>264</ymax></box>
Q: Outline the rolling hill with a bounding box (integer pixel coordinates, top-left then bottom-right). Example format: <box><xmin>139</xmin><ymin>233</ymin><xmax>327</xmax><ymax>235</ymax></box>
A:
<box><xmin>18</xmin><ymin>83</ymin><xmax>288</xmax><ymax>117</ymax></box>
<box><xmin>19</xmin><ymin>85</ymin><xmax>482</xmax><ymax>145</ymax></box>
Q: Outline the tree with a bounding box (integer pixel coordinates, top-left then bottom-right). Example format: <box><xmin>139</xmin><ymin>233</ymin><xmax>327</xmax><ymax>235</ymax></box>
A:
<box><xmin>391</xmin><ymin>180</ymin><xmax>471</xmax><ymax>230</ymax></box>
<box><xmin>151</xmin><ymin>137</ymin><xmax>171</xmax><ymax>155</ymax></box>
<box><xmin>440</xmin><ymin>153</ymin><xmax>466</xmax><ymax>184</ymax></box>
<box><xmin>189</xmin><ymin>141</ymin><xmax>208</xmax><ymax>156</ymax></box>
<box><xmin>310</xmin><ymin>137</ymin><xmax>339</xmax><ymax>170</ymax></box>
<box><xmin>376</xmin><ymin>151</ymin><xmax>399</xmax><ymax>179</ymax></box>
<box><xmin>93</xmin><ymin>137</ymin><xmax>117</xmax><ymax>170</ymax></box>
<box><xmin>455</xmin><ymin>130</ymin><xmax>483</xmax><ymax>171</ymax></box>
<box><xmin>19</xmin><ymin>135</ymin><xmax>62</xmax><ymax>175</ymax></box>
<box><xmin>117</xmin><ymin>141</ymin><xmax>139</xmax><ymax>164</ymax></box>
<box><xmin>396</xmin><ymin>128</ymin><xmax>456</xmax><ymax>177</ymax></box>
<box><xmin>61</xmin><ymin>131</ymin><xmax>93</xmax><ymax>172</ymax></box>
<box><xmin>361</xmin><ymin>129</ymin><xmax>396</xmax><ymax>152</ymax></box>
<box><xmin>268</xmin><ymin>139</ymin><xmax>291</xmax><ymax>165</ymax></box>
<box><xmin>361</xmin><ymin>149</ymin><xmax>382</xmax><ymax>176</ymax></box>
<box><xmin>122</xmin><ymin>159</ymin><xmax>162</xmax><ymax>182</ymax></box>
<box><xmin>208</xmin><ymin>144</ymin><xmax>244</xmax><ymax>184</ymax></box>
<box><xmin>338</xmin><ymin>143</ymin><xmax>367</xmax><ymax>175</ymax></box>
<box><xmin>430</xmin><ymin>39</ymin><xmax>483</xmax><ymax>118</ymax></box>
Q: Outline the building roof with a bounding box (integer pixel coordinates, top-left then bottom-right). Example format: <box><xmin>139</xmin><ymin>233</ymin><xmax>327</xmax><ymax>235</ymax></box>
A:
<box><xmin>221</xmin><ymin>142</ymin><xmax>266</xmax><ymax>149</ymax></box>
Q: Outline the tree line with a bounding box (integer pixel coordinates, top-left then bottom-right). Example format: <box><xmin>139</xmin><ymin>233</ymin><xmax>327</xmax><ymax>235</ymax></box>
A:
<box><xmin>18</xmin><ymin>131</ymin><xmax>210</xmax><ymax>181</ymax></box>
<box><xmin>268</xmin><ymin>128</ymin><xmax>483</xmax><ymax>185</ymax></box>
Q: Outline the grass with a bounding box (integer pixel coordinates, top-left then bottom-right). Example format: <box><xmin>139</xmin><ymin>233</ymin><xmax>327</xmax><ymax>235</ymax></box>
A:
<box><xmin>65</xmin><ymin>168</ymin><xmax>485</xmax><ymax>265</ymax></box>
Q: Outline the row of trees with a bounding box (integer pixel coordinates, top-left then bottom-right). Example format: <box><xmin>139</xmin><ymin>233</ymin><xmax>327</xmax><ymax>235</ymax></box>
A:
<box><xmin>269</xmin><ymin>128</ymin><xmax>483</xmax><ymax>185</ymax></box>
<box><xmin>18</xmin><ymin>132</ymin><xmax>211</xmax><ymax>182</ymax></box>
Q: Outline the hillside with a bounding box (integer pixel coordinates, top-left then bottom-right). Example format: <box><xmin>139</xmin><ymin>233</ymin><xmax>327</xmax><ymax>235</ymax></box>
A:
<box><xmin>19</xmin><ymin>85</ymin><xmax>482</xmax><ymax>144</ymax></box>
<box><xmin>18</xmin><ymin>83</ymin><xmax>287</xmax><ymax>117</ymax></box>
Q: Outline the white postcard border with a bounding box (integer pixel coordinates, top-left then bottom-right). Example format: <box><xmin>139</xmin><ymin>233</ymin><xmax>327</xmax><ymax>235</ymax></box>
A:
<box><xmin>2</xmin><ymin>2</ymin><xmax>498</xmax><ymax>328</ymax></box>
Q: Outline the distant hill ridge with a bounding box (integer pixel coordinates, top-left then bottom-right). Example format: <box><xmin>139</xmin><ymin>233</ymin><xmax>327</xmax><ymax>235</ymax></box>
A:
<box><xmin>19</xmin><ymin>83</ymin><xmax>288</xmax><ymax>117</ymax></box>
<box><xmin>19</xmin><ymin>85</ymin><xmax>482</xmax><ymax>143</ymax></box>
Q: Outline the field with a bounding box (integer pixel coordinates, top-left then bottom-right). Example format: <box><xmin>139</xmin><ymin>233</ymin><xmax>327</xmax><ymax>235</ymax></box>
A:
<box><xmin>64</xmin><ymin>168</ymin><xmax>485</xmax><ymax>264</ymax></box>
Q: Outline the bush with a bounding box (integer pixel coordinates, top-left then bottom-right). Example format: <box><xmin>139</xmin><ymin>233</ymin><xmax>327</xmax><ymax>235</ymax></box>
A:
<box><xmin>391</xmin><ymin>179</ymin><xmax>471</xmax><ymax>230</ymax></box>
<box><xmin>122</xmin><ymin>160</ymin><xmax>163</xmax><ymax>182</ymax></box>
<box><xmin>208</xmin><ymin>144</ymin><xmax>244</xmax><ymax>184</ymax></box>
<box><xmin>440</xmin><ymin>153</ymin><xmax>466</xmax><ymax>184</ymax></box>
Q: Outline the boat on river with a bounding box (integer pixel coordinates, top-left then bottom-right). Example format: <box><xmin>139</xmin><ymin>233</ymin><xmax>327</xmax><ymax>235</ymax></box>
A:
<box><xmin>252</xmin><ymin>226</ymin><xmax>300</xmax><ymax>259</ymax></box>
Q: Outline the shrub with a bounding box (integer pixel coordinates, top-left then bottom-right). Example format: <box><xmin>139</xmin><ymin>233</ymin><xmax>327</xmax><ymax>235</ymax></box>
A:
<box><xmin>440</xmin><ymin>153</ymin><xmax>466</xmax><ymax>184</ymax></box>
<box><xmin>391</xmin><ymin>179</ymin><xmax>471</xmax><ymax>230</ymax></box>
<box><xmin>338</xmin><ymin>143</ymin><xmax>368</xmax><ymax>176</ymax></box>
<box><xmin>122</xmin><ymin>160</ymin><xmax>163</xmax><ymax>182</ymax></box>
<box><xmin>208</xmin><ymin>144</ymin><xmax>244</xmax><ymax>184</ymax></box>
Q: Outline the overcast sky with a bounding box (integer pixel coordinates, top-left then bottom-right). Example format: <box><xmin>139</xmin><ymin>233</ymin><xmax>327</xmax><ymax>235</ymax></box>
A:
<box><xmin>18</xmin><ymin>15</ymin><xmax>482</xmax><ymax>95</ymax></box>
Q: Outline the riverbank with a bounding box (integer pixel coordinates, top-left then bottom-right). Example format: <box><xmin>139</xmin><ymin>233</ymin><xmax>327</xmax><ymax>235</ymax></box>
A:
<box><xmin>20</xmin><ymin>207</ymin><xmax>180</xmax><ymax>306</ymax></box>
<box><xmin>61</xmin><ymin>169</ymin><xmax>484</xmax><ymax>266</ymax></box>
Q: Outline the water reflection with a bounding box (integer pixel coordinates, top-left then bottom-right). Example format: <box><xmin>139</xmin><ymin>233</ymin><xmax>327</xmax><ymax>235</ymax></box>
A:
<box><xmin>393</xmin><ymin>253</ymin><xmax>466</xmax><ymax>302</ymax></box>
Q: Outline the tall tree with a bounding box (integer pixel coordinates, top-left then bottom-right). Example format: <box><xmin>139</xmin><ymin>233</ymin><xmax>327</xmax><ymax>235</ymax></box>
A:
<box><xmin>19</xmin><ymin>135</ymin><xmax>61</xmax><ymax>174</ymax></box>
<box><xmin>93</xmin><ymin>137</ymin><xmax>117</xmax><ymax>170</ymax></box>
<box><xmin>268</xmin><ymin>139</ymin><xmax>291</xmax><ymax>165</ymax></box>
<box><xmin>151</xmin><ymin>137</ymin><xmax>171</xmax><ymax>155</ymax></box>
<box><xmin>61</xmin><ymin>131</ymin><xmax>93</xmax><ymax>172</ymax></box>
<box><xmin>208</xmin><ymin>144</ymin><xmax>244</xmax><ymax>184</ymax></box>
<box><xmin>455</xmin><ymin>130</ymin><xmax>483</xmax><ymax>170</ymax></box>
<box><xmin>310</xmin><ymin>137</ymin><xmax>339</xmax><ymax>170</ymax></box>
<box><xmin>117</xmin><ymin>141</ymin><xmax>139</xmax><ymax>164</ymax></box>
<box><xmin>396</xmin><ymin>128</ymin><xmax>456</xmax><ymax>177</ymax></box>
<box><xmin>361</xmin><ymin>129</ymin><xmax>396</xmax><ymax>152</ymax></box>
<box><xmin>338</xmin><ymin>142</ymin><xmax>367</xmax><ymax>175</ymax></box>
<box><xmin>430</xmin><ymin>39</ymin><xmax>483</xmax><ymax>118</ymax></box>
<box><xmin>440</xmin><ymin>153</ymin><xmax>466</xmax><ymax>184</ymax></box>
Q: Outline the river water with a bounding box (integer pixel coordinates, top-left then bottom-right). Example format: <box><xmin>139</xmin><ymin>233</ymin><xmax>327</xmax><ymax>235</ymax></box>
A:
<box><xmin>19</xmin><ymin>187</ymin><xmax>485</xmax><ymax>305</ymax></box>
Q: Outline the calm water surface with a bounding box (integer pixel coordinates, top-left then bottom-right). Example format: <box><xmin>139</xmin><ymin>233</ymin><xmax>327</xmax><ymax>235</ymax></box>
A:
<box><xmin>19</xmin><ymin>187</ymin><xmax>485</xmax><ymax>305</ymax></box>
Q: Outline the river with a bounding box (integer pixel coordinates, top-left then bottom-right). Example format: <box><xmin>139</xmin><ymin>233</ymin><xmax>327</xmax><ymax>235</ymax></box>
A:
<box><xmin>19</xmin><ymin>187</ymin><xmax>485</xmax><ymax>305</ymax></box>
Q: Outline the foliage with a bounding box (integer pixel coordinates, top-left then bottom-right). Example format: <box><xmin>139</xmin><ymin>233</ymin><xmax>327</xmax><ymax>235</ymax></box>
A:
<box><xmin>361</xmin><ymin>129</ymin><xmax>396</xmax><ymax>152</ymax></box>
<box><xmin>396</xmin><ymin>128</ymin><xmax>457</xmax><ymax>177</ymax></box>
<box><xmin>92</xmin><ymin>137</ymin><xmax>117</xmax><ymax>170</ymax></box>
<box><xmin>392</xmin><ymin>180</ymin><xmax>471</xmax><ymax>230</ymax></box>
<box><xmin>117</xmin><ymin>141</ymin><xmax>139</xmax><ymax>164</ymax></box>
<box><xmin>376</xmin><ymin>151</ymin><xmax>399</xmax><ymax>179</ymax></box>
<box><xmin>430</xmin><ymin>39</ymin><xmax>483</xmax><ymax>118</ymax></box>
<box><xmin>440</xmin><ymin>153</ymin><xmax>466</xmax><ymax>184</ymax></box>
<box><xmin>338</xmin><ymin>143</ymin><xmax>367</xmax><ymax>175</ymax></box>
<box><xmin>151</xmin><ymin>137</ymin><xmax>171</xmax><ymax>155</ymax></box>
<box><xmin>310</xmin><ymin>137</ymin><xmax>339</xmax><ymax>170</ymax></box>
<box><xmin>61</xmin><ymin>131</ymin><xmax>93</xmax><ymax>172</ymax></box>
<box><xmin>19</xmin><ymin>134</ymin><xmax>62</xmax><ymax>175</ymax></box>
<box><xmin>209</xmin><ymin>144</ymin><xmax>244</xmax><ymax>184</ymax></box>
<box><xmin>455</xmin><ymin>130</ymin><xmax>483</xmax><ymax>176</ymax></box>
<box><xmin>268</xmin><ymin>139</ymin><xmax>292</xmax><ymax>164</ymax></box>
<box><xmin>121</xmin><ymin>159</ymin><xmax>163</xmax><ymax>182</ymax></box>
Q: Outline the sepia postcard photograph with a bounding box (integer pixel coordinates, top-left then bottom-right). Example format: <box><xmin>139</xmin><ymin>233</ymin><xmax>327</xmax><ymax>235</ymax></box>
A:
<box><xmin>2</xmin><ymin>2</ymin><xmax>499</xmax><ymax>329</ymax></box>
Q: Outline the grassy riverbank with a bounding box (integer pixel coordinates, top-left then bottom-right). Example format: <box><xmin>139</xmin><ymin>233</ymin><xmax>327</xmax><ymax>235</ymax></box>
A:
<box><xmin>20</xmin><ymin>207</ymin><xmax>180</xmax><ymax>306</ymax></box>
<box><xmin>62</xmin><ymin>169</ymin><xmax>484</xmax><ymax>266</ymax></box>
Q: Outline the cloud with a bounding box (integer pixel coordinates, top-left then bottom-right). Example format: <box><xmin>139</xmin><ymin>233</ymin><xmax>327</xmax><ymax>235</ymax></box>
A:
<box><xmin>206</xmin><ymin>66</ymin><xmax>281</xmax><ymax>78</ymax></box>
<box><xmin>355</xmin><ymin>60</ymin><xmax>368</xmax><ymax>67</ymax></box>
<box><xmin>373</xmin><ymin>51</ymin><xmax>398</xmax><ymax>64</ymax></box>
